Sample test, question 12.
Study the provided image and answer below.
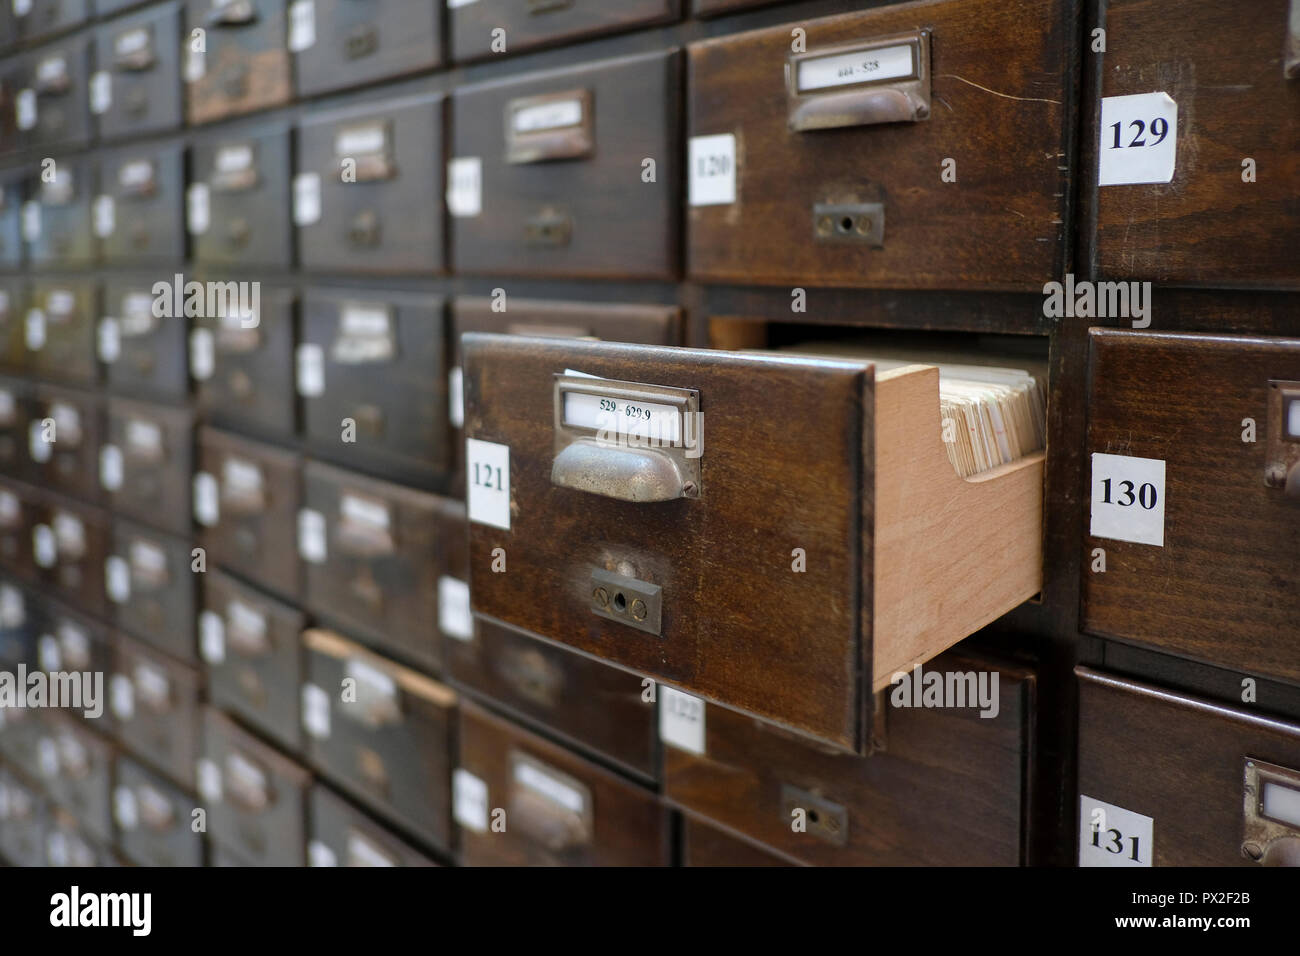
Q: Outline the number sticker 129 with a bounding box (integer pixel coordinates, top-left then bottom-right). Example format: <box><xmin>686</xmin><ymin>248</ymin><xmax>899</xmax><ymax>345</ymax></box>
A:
<box><xmin>1098</xmin><ymin>92</ymin><xmax>1177</xmax><ymax>187</ymax></box>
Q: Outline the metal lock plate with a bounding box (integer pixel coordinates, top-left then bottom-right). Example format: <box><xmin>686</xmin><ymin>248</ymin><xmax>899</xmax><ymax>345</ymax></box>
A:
<box><xmin>590</xmin><ymin>568</ymin><xmax>661</xmax><ymax>636</ymax></box>
<box><xmin>1264</xmin><ymin>380</ymin><xmax>1300</xmax><ymax>498</ymax></box>
<box><xmin>781</xmin><ymin>784</ymin><xmax>848</xmax><ymax>847</ymax></box>
<box><xmin>524</xmin><ymin>207</ymin><xmax>573</xmax><ymax>246</ymax></box>
<box><xmin>813</xmin><ymin>201</ymin><xmax>884</xmax><ymax>246</ymax></box>
<box><xmin>1242</xmin><ymin>757</ymin><xmax>1300</xmax><ymax>865</ymax></box>
<box><xmin>787</xmin><ymin>30</ymin><xmax>931</xmax><ymax>132</ymax></box>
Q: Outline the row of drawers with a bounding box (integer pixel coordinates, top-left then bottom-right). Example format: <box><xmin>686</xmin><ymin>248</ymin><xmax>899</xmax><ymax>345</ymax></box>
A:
<box><xmin>2</xmin><ymin>0</ymin><xmax>1297</xmax><ymax>286</ymax></box>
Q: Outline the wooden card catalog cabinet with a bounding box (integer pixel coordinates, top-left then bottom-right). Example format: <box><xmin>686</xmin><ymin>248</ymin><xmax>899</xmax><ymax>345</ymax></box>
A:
<box><xmin>686</xmin><ymin>0</ymin><xmax>1072</xmax><ymax>289</ymax></box>
<box><xmin>462</xmin><ymin>334</ymin><xmax>1043</xmax><ymax>753</ymax></box>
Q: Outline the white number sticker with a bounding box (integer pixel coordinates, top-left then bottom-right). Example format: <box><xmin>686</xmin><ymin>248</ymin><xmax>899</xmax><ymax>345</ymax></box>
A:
<box><xmin>448</xmin><ymin>366</ymin><xmax>465</xmax><ymax>428</ymax></box>
<box><xmin>89</xmin><ymin>71</ymin><xmax>112</xmax><ymax>114</ymax></box>
<box><xmin>15</xmin><ymin>89</ymin><xmax>36</xmax><ymax>131</ymax></box>
<box><xmin>308</xmin><ymin>840</ymin><xmax>338</xmax><ymax>867</ymax></box>
<box><xmin>1078</xmin><ymin>795</ymin><xmax>1152</xmax><ymax>867</ymax></box>
<box><xmin>296</xmin><ymin>343</ymin><xmax>325</xmax><ymax>396</ymax></box>
<box><xmin>21</xmin><ymin>201</ymin><xmax>41</xmax><ymax>242</ymax></box>
<box><xmin>658</xmin><ymin>685</ymin><xmax>705</xmax><ymax>755</ymax></box>
<box><xmin>453</xmin><ymin>768</ymin><xmax>489</xmax><ymax>834</ymax></box>
<box><xmin>186</xmin><ymin>183</ymin><xmax>210</xmax><ymax>234</ymax></box>
<box><xmin>196</xmin><ymin>758</ymin><xmax>223</xmax><ymax>803</ymax></box>
<box><xmin>466</xmin><ymin>438</ymin><xmax>510</xmax><ymax>530</ymax></box>
<box><xmin>110</xmin><ymin>673</ymin><xmax>134</xmax><ymax>720</ymax></box>
<box><xmin>1098</xmin><ymin>92</ymin><xmax>1177</xmax><ymax>187</ymax></box>
<box><xmin>189</xmin><ymin>328</ymin><xmax>215</xmax><ymax>380</ymax></box>
<box><xmin>446</xmin><ymin>157</ymin><xmax>482</xmax><ymax>218</ymax></box>
<box><xmin>302</xmin><ymin>683</ymin><xmax>331</xmax><ymax>739</ymax></box>
<box><xmin>1090</xmin><ymin>453</ymin><xmax>1165</xmax><ymax>547</ymax></box>
<box><xmin>193</xmin><ymin>472</ymin><xmax>220</xmax><ymax>527</ymax></box>
<box><xmin>99</xmin><ymin>444</ymin><xmax>124</xmax><ymax>492</ymax></box>
<box><xmin>98</xmin><ymin>317</ymin><xmax>121</xmax><ymax>363</ymax></box>
<box><xmin>688</xmin><ymin>133</ymin><xmax>736</xmax><ymax>207</ymax></box>
<box><xmin>25</xmin><ymin>308</ymin><xmax>46</xmax><ymax>350</ymax></box>
<box><xmin>288</xmin><ymin>0</ymin><xmax>316</xmax><ymax>52</ymax></box>
<box><xmin>298</xmin><ymin>509</ymin><xmax>327</xmax><ymax>564</ymax></box>
<box><xmin>93</xmin><ymin>195</ymin><xmax>115</xmax><ymax>238</ymax></box>
<box><xmin>199</xmin><ymin>609</ymin><xmax>226</xmax><ymax>664</ymax></box>
<box><xmin>105</xmin><ymin>555</ymin><xmax>131</xmax><ymax>604</ymax></box>
<box><xmin>293</xmin><ymin>172</ymin><xmax>321</xmax><ymax>226</ymax></box>
<box><xmin>438</xmin><ymin>576</ymin><xmax>473</xmax><ymax>642</ymax></box>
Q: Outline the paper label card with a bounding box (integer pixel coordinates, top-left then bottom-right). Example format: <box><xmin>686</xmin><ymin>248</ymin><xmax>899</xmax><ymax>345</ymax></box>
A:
<box><xmin>466</xmin><ymin>439</ymin><xmax>510</xmax><ymax>530</ymax></box>
<box><xmin>688</xmin><ymin>133</ymin><xmax>737</xmax><ymax>206</ymax></box>
<box><xmin>1098</xmin><ymin>92</ymin><xmax>1177</xmax><ymax>186</ymax></box>
<box><xmin>1090</xmin><ymin>453</ymin><xmax>1166</xmax><ymax>547</ymax></box>
<box><xmin>1079</xmin><ymin>795</ymin><xmax>1153</xmax><ymax>867</ymax></box>
<box><xmin>659</xmin><ymin>685</ymin><xmax>706</xmax><ymax>755</ymax></box>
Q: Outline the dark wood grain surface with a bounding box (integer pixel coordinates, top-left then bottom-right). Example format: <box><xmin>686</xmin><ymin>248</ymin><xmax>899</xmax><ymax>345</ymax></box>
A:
<box><xmin>109</xmin><ymin>395</ymin><xmax>193</xmax><ymax>536</ymax></box>
<box><xmin>450</xmin><ymin>0</ymin><xmax>679</xmax><ymax>63</ymax></box>
<box><xmin>94</xmin><ymin>1</ymin><xmax>184</xmax><ymax>142</ymax></box>
<box><xmin>113</xmin><ymin>629</ymin><xmax>202</xmax><ymax>789</ymax></box>
<box><xmin>295</xmin><ymin>0</ymin><xmax>441</xmax><ymax>98</ymax></box>
<box><xmin>184</xmin><ymin>0</ymin><xmax>291</xmax><ymax>125</ymax></box>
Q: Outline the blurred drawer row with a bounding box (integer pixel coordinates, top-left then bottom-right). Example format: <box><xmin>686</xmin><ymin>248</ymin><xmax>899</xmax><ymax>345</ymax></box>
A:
<box><xmin>0</xmin><ymin>287</ymin><xmax>682</xmax><ymax>485</ymax></box>
<box><xmin>4</xmin><ymin>0</ymin><xmax>1293</xmax><ymax>286</ymax></box>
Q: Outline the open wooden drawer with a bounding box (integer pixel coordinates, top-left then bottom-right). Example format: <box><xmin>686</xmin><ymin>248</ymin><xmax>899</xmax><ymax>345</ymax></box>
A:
<box><xmin>462</xmin><ymin>334</ymin><xmax>1043</xmax><ymax>753</ymax></box>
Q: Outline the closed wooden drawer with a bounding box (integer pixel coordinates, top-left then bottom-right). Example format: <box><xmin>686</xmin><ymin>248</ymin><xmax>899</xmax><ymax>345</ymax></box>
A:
<box><xmin>20</xmin><ymin>33</ymin><xmax>92</xmax><ymax>150</ymax></box>
<box><xmin>308</xmin><ymin>784</ymin><xmax>438</xmax><ymax>867</ymax></box>
<box><xmin>1083</xmin><ymin>330</ymin><xmax>1300</xmax><ymax>686</ymax></box>
<box><xmin>0</xmin><ymin>768</ymin><xmax>46</xmax><ymax>867</ymax></box>
<box><xmin>301</xmin><ymin>461</ymin><xmax>459</xmax><ymax>673</ymax></box>
<box><xmin>0</xmin><ymin>280</ymin><xmax>26</xmax><ymax>370</ymax></box>
<box><xmin>93</xmin><ymin>1</ymin><xmax>184</xmax><ymax>142</ymax></box>
<box><xmin>191</xmin><ymin>299</ymin><xmax>297</xmax><ymax>440</ymax></box>
<box><xmin>27</xmin><ymin>161</ymin><xmax>95</xmax><ymax>267</ymax></box>
<box><xmin>190</xmin><ymin>121</ymin><xmax>293</xmax><ymax>268</ymax></box>
<box><xmin>97</xmin><ymin>140</ymin><xmax>187</xmax><ymax>265</ymax></box>
<box><xmin>0</xmin><ymin>478</ymin><xmax>39</xmax><ymax>580</ymax></box>
<box><xmin>449</xmin><ymin>50</ymin><xmax>681</xmax><ymax>279</ymax></box>
<box><xmin>294</xmin><ymin>0</ymin><xmax>441</xmax><ymax>98</ymax></box>
<box><xmin>201</xmin><ymin>707</ymin><xmax>310</xmax><ymax>866</ymax></box>
<box><xmin>0</xmin><ymin>169</ymin><xmax>25</xmax><ymax>268</ymax></box>
<box><xmin>185</xmin><ymin>0</ymin><xmax>291</xmax><ymax>125</ymax></box>
<box><xmin>200</xmin><ymin>570</ymin><xmax>304</xmax><ymax>754</ymax></box>
<box><xmin>0</xmin><ymin>377</ymin><xmax>29</xmax><ymax>481</ymax></box>
<box><xmin>39</xmin><ymin>712</ymin><xmax>116</xmax><ymax>844</ymax></box>
<box><xmin>450</xmin><ymin>0</ymin><xmax>677</xmax><ymax>63</ymax></box>
<box><xmin>0</xmin><ymin>704</ymin><xmax>49</xmax><ymax>784</ymax></box>
<box><xmin>30</xmin><ymin>383</ymin><xmax>102</xmax><ymax>504</ymax></box>
<box><xmin>300</xmin><ymin>288</ymin><xmax>448</xmax><ymax>486</ymax></box>
<box><xmin>34</xmin><ymin>494</ymin><xmax>111</xmax><ymax>618</ymax></box>
<box><xmin>455</xmin><ymin>700</ymin><xmax>670</xmax><ymax>866</ymax></box>
<box><xmin>297</xmin><ymin>94</ymin><xmax>444</xmax><ymax>274</ymax></box>
<box><xmin>302</xmin><ymin>628</ymin><xmax>456</xmax><ymax>851</ymax></box>
<box><xmin>107</xmin><ymin>518</ymin><xmax>197</xmax><ymax>663</ymax></box>
<box><xmin>0</xmin><ymin>575</ymin><xmax>37</xmax><ymax>670</ymax></box>
<box><xmin>32</xmin><ymin>593</ymin><xmax>115</xmax><ymax>733</ymax></box>
<box><xmin>680</xmin><ymin>814</ymin><xmax>792</xmax><ymax>867</ymax></box>
<box><xmin>43</xmin><ymin>808</ymin><xmax>121</xmax><ymax>867</ymax></box>
<box><xmin>101</xmin><ymin>279</ymin><xmax>190</xmax><ymax>401</ymax></box>
<box><xmin>446</xmin><ymin>618</ymin><xmax>658</xmax><ymax>782</ymax></box>
<box><xmin>462</xmin><ymin>334</ymin><xmax>1043</xmax><ymax>753</ymax></box>
<box><xmin>11</xmin><ymin>0</ymin><xmax>89</xmax><ymax>43</ymax></box>
<box><xmin>1077</xmin><ymin>667</ymin><xmax>1300</xmax><ymax>866</ymax></box>
<box><xmin>1093</xmin><ymin>0</ymin><xmax>1300</xmax><ymax>287</ymax></box>
<box><xmin>693</xmin><ymin>0</ymin><xmax>777</xmax><ymax>15</ymax></box>
<box><xmin>686</xmin><ymin>0</ymin><xmax>1071</xmax><ymax>289</ymax></box>
<box><xmin>104</xmin><ymin>397</ymin><xmax>194</xmax><ymax>536</ymax></box>
<box><xmin>111</xmin><ymin>630</ymin><xmax>202</xmax><ymax>788</ymax></box>
<box><xmin>113</xmin><ymin>754</ymin><xmax>203</xmax><ymax>866</ymax></box>
<box><xmin>664</xmin><ymin>651</ymin><xmax>1034</xmax><ymax>866</ymax></box>
<box><xmin>195</xmin><ymin>427</ymin><xmax>301</xmax><ymax>601</ymax></box>
<box><xmin>26</xmin><ymin>282</ymin><xmax>98</xmax><ymax>385</ymax></box>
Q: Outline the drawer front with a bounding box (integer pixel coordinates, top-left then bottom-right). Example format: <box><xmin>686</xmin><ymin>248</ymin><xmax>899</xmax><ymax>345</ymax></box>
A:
<box><xmin>185</xmin><ymin>0</ymin><xmax>292</xmax><ymax>125</ymax></box>
<box><xmin>202</xmin><ymin>707</ymin><xmax>309</xmax><ymax>866</ymax></box>
<box><xmin>196</xmin><ymin>427</ymin><xmax>301</xmax><ymax>601</ymax></box>
<box><xmin>14</xmin><ymin>0</ymin><xmax>90</xmax><ymax>42</ymax></box>
<box><xmin>450</xmin><ymin>50</ymin><xmax>681</xmax><ymax>279</ymax></box>
<box><xmin>1083</xmin><ymin>330</ymin><xmax>1300</xmax><ymax>684</ymax></box>
<box><xmin>98</xmin><ymin>142</ymin><xmax>187</xmax><ymax>265</ymax></box>
<box><xmin>463</xmin><ymin>334</ymin><xmax>870</xmax><ymax>750</ymax></box>
<box><xmin>27</xmin><ymin>282</ymin><xmax>98</xmax><ymax>385</ymax></box>
<box><xmin>201</xmin><ymin>569</ymin><xmax>304</xmax><ymax>753</ymax></box>
<box><xmin>302</xmin><ymin>629</ymin><xmax>456</xmax><ymax>851</ymax></box>
<box><xmin>113</xmin><ymin>756</ymin><xmax>203</xmax><ymax>867</ymax></box>
<box><xmin>0</xmin><ymin>769</ymin><xmax>46</xmax><ymax>868</ymax></box>
<box><xmin>687</xmin><ymin>0</ymin><xmax>1071</xmax><ymax>289</ymax></box>
<box><xmin>456</xmin><ymin>700</ymin><xmax>670</xmax><ymax>866</ymax></box>
<box><xmin>692</xmin><ymin>0</ymin><xmax>777</xmax><ymax>15</ymax></box>
<box><xmin>0</xmin><ymin>479</ymin><xmax>38</xmax><ymax>579</ymax></box>
<box><xmin>1093</xmin><ymin>0</ymin><xmax>1300</xmax><ymax>286</ymax></box>
<box><xmin>445</xmin><ymin>618</ymin><xmax>658</xmax><ymax>781</ymax></box>
<box><xmin>192</xmin><ymin>300</ymin><xmax>297</xmax><ymax>439</ymax></box>
<box><xmin>0</xmin><ymin>380</ymin><xmax>32</xmax><ymax>483</ymax></box>
<box><xmin>0</xmin><ymin>171</ymin><xmax>25</xmax><ymax>268</ymax></box>
<box><xmin>105</xmin><ymin>397</ymin><xmax>194</xmax><ymax>536</ymax></box>
<box><xmin>34</xmin><ymin>595</ymin><xmax>115</xmax><ymax>733</ymax></box>
<box><xmin>1078</xmin><ymin>667</ymin><xmax>1300</xmax><ymax>866</ymax></box>
<box><xmin>297</xmin><ymin>96</ymin><xmax>444</xmax><ymax>273</ymax></box>
<box><xmin>301</xmin><ymin>461</ymin><xmax>455</xmax><ymax>673</ymax></box>
<box><xmin>43</xmin><ymin>809</ymin><xmax>121</xmax><ymax>867</ymax></box>
<box><xmin>23</xmin><ymin>35</ymin><xmax>92</xmax><ymax>150</ymax></box>
<box><xmin>112</xmin><ymin>631</ymin><xmax>202</xmax><ymax>787</ymax></box>
<box><xmin>0</xmin><ymin>281</ymin><xmax>26</xmax><ymax>370</ymax></box>
<box><xmin>101</xmin><ymin>280</ymin><xmax>190</xmax><ymax>400</ymax></box>
<box><xmin>308</xmin><ymin>784</ymin><xmax>438</xmax><ymax>867</ymax></box>
<box><xmin>680</xmin><ymin>815</ymin><xmax>792</xmax><ymax>866</ymax></box>
<box><xmin>31</xmin><ymin>383</ymin><xmax>102</xmax><ymax>504</ymax></box>
<box><xmin>664</xmin><ymin>652</ymin><xmax>1034</xmax><ymax>866</ymax></box>
<box><xmin>0</xmin><ymin>705</ymin><xmax>49</xmax><ymax>781</ymax></box>
<box><xmin>300</xmin><ymin>289</ymin><xmax>449</xmax><ymax>483</ymax></box>
<box><xmin>295</xmin><ymin>0</ymin><xmax>441</xmax><ymax>98</ymax></box>
<box><xmin>28</xmin><ymin>159</ymin><xmax>95</xmax><ymax>267</ymax></box>
<box><xmin>450</xmin><ymin>0</ymin><xmax>676</xmax><ymax>62</ymax></box>
<box><xmin>109</xmin><ymin>519</ymin><xmax>197</xmax><ymax>663</ymax></box>
<box><xmin>41</xmin><ymin>713</ymin><xmax>116</xmax><ymax>843</ymax></box>
<box><xmin>0</xmin><ymin>575</ymin><xmax>37</xmax><ymax>668</ymax></box>
<box><xmin>191</xmin><ymin>124</ymin><xmax>292</xmax><ymax>268</ymax></box>
<box><xmin>36</xmin><ymin>496</ymin><xmax>110</xmax><ymax>617</ymax></box>
<box><xmin>94</xmin><ymin>2</ymin><xmax>184</xmax><ymax>141</ymax></box>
